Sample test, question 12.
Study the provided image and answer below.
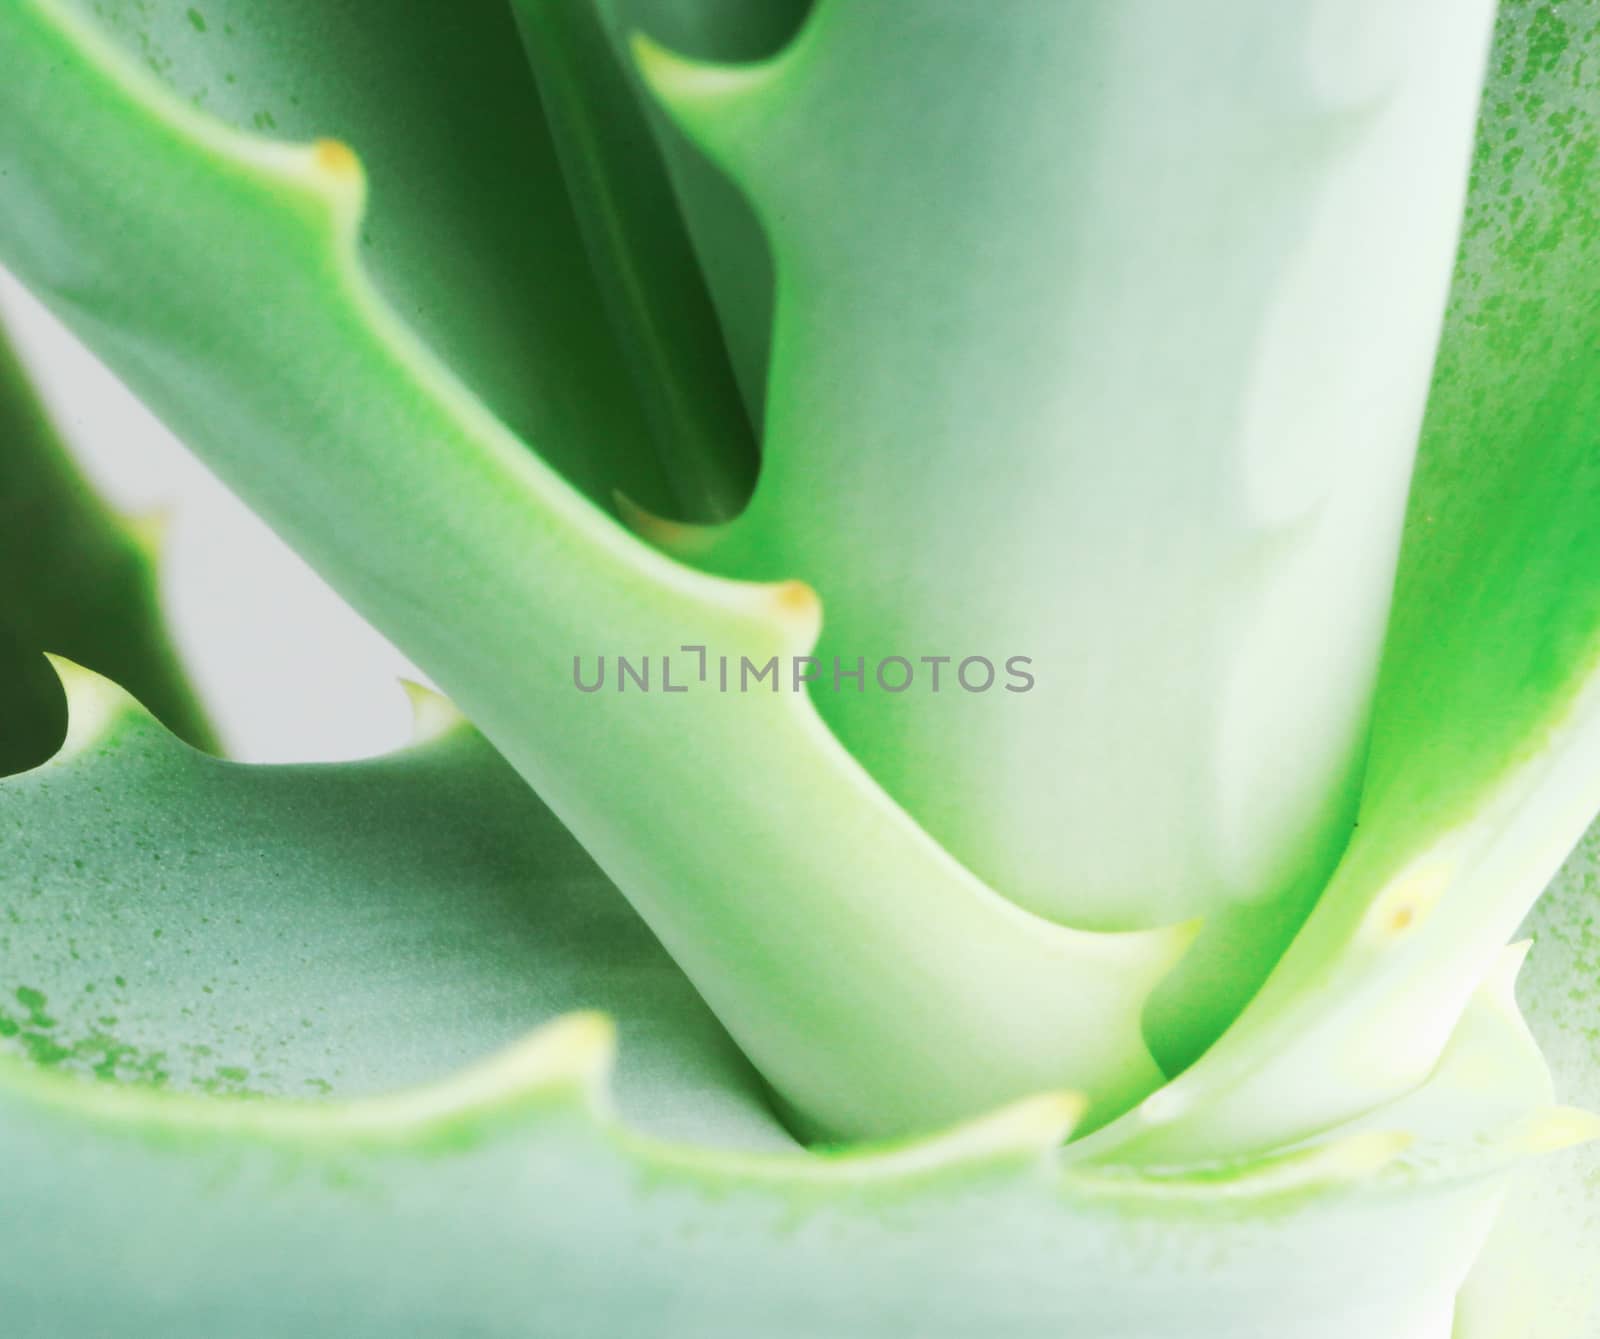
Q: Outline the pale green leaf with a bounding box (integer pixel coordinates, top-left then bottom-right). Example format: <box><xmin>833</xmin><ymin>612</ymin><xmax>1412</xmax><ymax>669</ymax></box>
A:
<box><xmin>0</xmin><ymin>0</ymin><xmax>1190</xmax><ymax>1138</ymax></box>
<box><xmin>633</xmin><ymin>0</ymin><xmax>1499</xmax><ymax>1071</ymax></box>
<box><xmin>602</xmin><ymin>0</ymin><xmax>810</xmax><ymax>421</ymax></box>
<box><xmin>507</xmin><ymin>0</ymin><xmax>759</xmax><ymax>520</ymax></box>
<box><xmin>1456</xmin><ymin>816</ymin><xmax>1600</xmax><ymax>1339</ymax></box>
<box><xmin>1079</xmin><ymin>0</ymin><xmax>1600</xmax><ymax>1163</ymax></box>
<box><xmin>61</xmin><ymin>0</ymin><xmax>682</xmax><ymax>514</ymax></box>
<box><xmin>0</xmin><ymin>664</ymin><xmax>1583</xmax><ymax>1338</ymax></box>
<box><xmin>634</xmin><ymin>0</ymin><xmax>1492</xmax><ymax>941</ymax></box>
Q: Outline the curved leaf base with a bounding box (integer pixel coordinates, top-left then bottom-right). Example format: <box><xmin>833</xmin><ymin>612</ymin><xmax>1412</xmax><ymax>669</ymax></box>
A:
<box><xmin>0</xmin><ymin>666</ymin><xmax>1590</xmax><ymax>1337</ymax></box>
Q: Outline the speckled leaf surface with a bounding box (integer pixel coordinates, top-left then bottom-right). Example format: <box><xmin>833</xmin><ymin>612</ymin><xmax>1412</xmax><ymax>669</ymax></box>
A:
<box><xmin>627</xmin><ymin>0</ymin><xmax>1600</xmax><ymax>1168</ymax></box>
<box><xmin>0</xmin><ymin>0</ymin><xmax>1197</xmax><ymax>1139</ymax></box>
<box><xmin>0</xmin><ymin>666</ymin><xmax>1589</xmax><ymax>1338</ymax></box>
<box><xmin>1</xmin><ymin>0</ymin><xmax>1599</xmax><ymax>1331</ymax></box>
<box><xmin>0</xmin><ymin>662</ymin><xmax>776</xmax><ymax>1149</ymax></box>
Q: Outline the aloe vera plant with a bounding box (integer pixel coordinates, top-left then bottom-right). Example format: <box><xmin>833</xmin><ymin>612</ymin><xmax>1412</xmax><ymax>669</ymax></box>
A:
<box><xmin>1</xmin><ymin>0</ymin><xmax>1598</xmax><ymax>1334</ymax></box>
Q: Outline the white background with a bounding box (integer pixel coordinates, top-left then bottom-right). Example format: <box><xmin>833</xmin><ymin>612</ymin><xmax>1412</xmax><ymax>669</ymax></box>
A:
<box><xmin>1</xmin><ymin>267</ymin><xmax>428</xmax><ymax>762</ymax></box>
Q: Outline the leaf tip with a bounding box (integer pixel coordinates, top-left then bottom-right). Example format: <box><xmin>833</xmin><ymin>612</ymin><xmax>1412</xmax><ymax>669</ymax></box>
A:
<box><xmin>770</xmin><ymin>577</ymin><xmax>818</xmax><ymax>620</ymax></box>
<box><xmin>398</xmin><ymin>679</ymin><xmax>463</xmax><ymax>746</ymax></box>
<box><xmin>41</xmin><ymin>655</ymin><xmax>140</xmax><ymax>765</ymax></box>
<box><xmin>1362</xmin><ymin>856</ymin><xmax>1455</xmax><ymax>942</ymax></box>
<box><xmin>532</xmin><ymin>1008</ymin><xmax>617</xmax><ymax>1089</ymax></box>
<box><xmin>298</xmin><ymin>137</ymin><xmax>368</xmax><ymax>229</ymax></box>
<box><xmin>399</xmin><ymin>1012</ymin><xmax>617</xmax><ymax>1133</ymax></box>
<box><xmin>311</xmin><ymin>137</ymin><xmax>361</xmax><ymax>183</ymax></box>
<box><xmin>761</xmin><ymin>578</ymin><xmax>823</xmax><ymax>650</ymax></box>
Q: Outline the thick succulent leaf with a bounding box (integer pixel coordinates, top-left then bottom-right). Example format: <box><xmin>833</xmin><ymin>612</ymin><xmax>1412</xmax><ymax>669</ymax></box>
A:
<box><xmin>507</xmin><ymin>0</ymin><xmax>758</xmax><ymax>521</ymax></box>
<box><xmin>635</xmin><ymin>0</ymin><xmax>1491</xmax><ymax>936</ymax></box>
<box><xmin>0</xmin><ymin>667</ymin><xmax>1588</xmax><ymax>1338</ymax></box>
<box><xmin>0</xmin><ymin>0</ymin><xmax>1194</xmax><ymax>1139</ymax></box>
<box><xmin>0</xmin><ymin>318</ymin><xmax>213</xmax><ymax>772</ymax></box>
<box><xmin>599</xmin><ymin>0</ymin><xmax>811</xmax><ymax>421</ymax></box>
<box><xmin>1456</xmin><ymin>816</ymin><xmax>1600</xmax><ymax>1339</ymax></box>
<box><xmin>0</xmin><ymin>660</ymin><xmax>783</xmax><ymax>1150</ymax></box>
<box><xmin>1081</xmin><ymin>0</ymin><xmax>1600</xmax><ymax>1162</ymax></box>
<box><xmin>55</xmin><ymin>0</ymin><xmax>680</xmax><ymax>515</ymax></box>
<box><xmin>634</xmin><ymin>0</ymin><xmax>1497</xmax><ymax>1073</ymax></box>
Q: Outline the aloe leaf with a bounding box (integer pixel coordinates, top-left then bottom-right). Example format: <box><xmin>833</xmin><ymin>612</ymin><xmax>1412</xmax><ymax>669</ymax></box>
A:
<box><xmin>633</xmin><ymin>0</ymin><xmax>1495</xmax><ymax>959</ymax></box>
<box><xmin>507</xmin><ymin>0</ymin><xmax>759</xmax><ymax>520</ymax></box>
<box><xmin>0</xmin><ymin>318</ymin><xmax>213</xmax><ymax>772</ymax></box>
<box><xmin>1081</xmin><ymin>0</ymin><xmax>1600</xmax><ymax>1162</ymax></box>
<box><xmin>598</xmin><ymin>0</ymin><xmax>811</xmax><ymax>422</ymax></box>
<box><xmin>628</xmin><ymin>3</ymin><xmax>1509</xmax><ymax>1089</ymax></box>
<box><xmin>0</xmin><ymin>0</ymin><xmax>1198</xmax><ymax>1138</ymax></box>
<box><xmin>59</xmin><ymin>0</ymin><xmax>687</xmax><ymax>515</ymax></box>
<box><xmin>1456</xmin><ymin>816</ymin><xmax>1600</xmax><ymax>1339</ymax></box>
<box><xmin>0</xmin><ymin>665</ymin><xmax>1586</xmax><ymax>1337</ymax></box>
<box><xmin>0</xmin><ymin>661</ymin><xmax>781</xmax><ymax>1148</ymax></box>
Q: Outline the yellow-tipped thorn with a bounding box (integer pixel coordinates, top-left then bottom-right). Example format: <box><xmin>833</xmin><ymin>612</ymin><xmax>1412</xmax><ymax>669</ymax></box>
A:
<box><xmin>342</xmin><ymin>1011</ymin><xmax>618</xmax><ymax>1138</ymax></box>
<box><xmin>398</xmin><ymin>679</ymin><xmax>463</xmax><ymax>746</ymax></box>
<box><xmin>1364</xmin><ymin>857</ymin><xmax>1455</xmax><ymax>941</ymax></box>
<box><xmin>837</xmin><ymin>1090</ymin><xmax>1086</xmax><ymax>1182</ymax></box>
<box><xmin>765</xmin><ymin>578</ymin><xmax>823</xmax><ymax>648</ymax></box>
<box><xmin>770</xmin><ymin>578</ymin><xmax>819</xmax><ymax>620</ymax></box>
<box><xmin>312</xmin><ymin>137</ymin><xmax>361</xmax><ymax>182</ymax></box>
<box><xmin>42</xmin><ymin>655</ymin><xmax>141</xmax><ymax>764</ymax></box>
<box><xmin>519</xmin><ymin>1009</ymin><xmax>617</xmax><ymax>1092</ymax></box>
<box><xmin>447</xmin><ymin>1010</ymin><xmax>616</xmax><ymax>1110</ymax></box>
